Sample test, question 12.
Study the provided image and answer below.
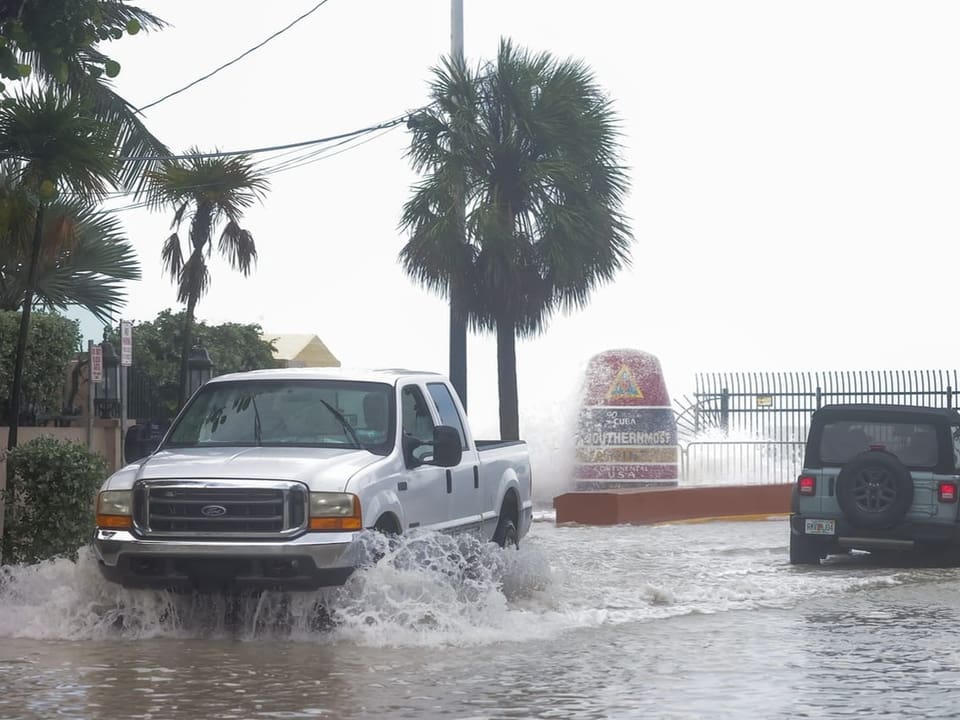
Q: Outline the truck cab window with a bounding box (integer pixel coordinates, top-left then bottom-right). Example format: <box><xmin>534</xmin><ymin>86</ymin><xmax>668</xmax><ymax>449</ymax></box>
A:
<box><xmin>402</xmin><ymin>385</ymin><xmax>435</xmax><ymax>446</ymax></box>
<box><xmin>427</xmin><ymin>382</ymin><xmax>468</xmax><ymax>449</ymax></box>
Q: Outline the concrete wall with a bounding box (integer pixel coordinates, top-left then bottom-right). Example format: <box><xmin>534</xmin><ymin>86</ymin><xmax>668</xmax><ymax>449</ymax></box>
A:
<box><xmin>554</xmin><ymin>484</ymin><xmax>793</xmax><ymax>526</ymax></box>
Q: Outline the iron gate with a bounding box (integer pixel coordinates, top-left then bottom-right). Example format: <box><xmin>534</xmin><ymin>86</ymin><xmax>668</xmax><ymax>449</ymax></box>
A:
<box><xmin>675</xmin><ymin>370</ymin><xmax>960</xmax><ymax>485</ymax></box>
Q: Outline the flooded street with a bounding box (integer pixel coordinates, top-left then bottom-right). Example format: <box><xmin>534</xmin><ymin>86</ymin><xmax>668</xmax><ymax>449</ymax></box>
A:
<box><xmin>3</xmin><ymin>517</ymin><xmax>960</xmax><ymax>718</ymax></box>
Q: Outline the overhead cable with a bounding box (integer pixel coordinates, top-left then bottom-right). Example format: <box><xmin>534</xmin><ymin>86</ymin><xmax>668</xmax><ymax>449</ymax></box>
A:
<box><xmin>136</xmin><ymin>0</ymin><xmax>335</xmax><ymax>114</ymax></box>
<box><xmin>116</xmin><ymin>115</ymin><xmax>409</xmax><ymax>162</ymax></box>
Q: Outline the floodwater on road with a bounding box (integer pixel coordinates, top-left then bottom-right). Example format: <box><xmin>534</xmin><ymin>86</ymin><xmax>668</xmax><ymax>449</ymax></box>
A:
<box><xmin>3</xmin><ymin>516</ymin><xmax>960</xmax><ymax>719</ymax></box>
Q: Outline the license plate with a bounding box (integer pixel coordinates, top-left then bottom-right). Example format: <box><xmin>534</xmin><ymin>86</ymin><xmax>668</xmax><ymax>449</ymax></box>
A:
<box><xmin>804</xmin><ymin>518</ymin><xmax>835</xmax><ymax>535</ymax></box>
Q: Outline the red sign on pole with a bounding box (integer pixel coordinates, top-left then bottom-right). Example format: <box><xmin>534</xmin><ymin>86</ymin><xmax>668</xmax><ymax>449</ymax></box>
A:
<box><xmin>90</xmin><ymin>344</ymin><xmax>103</xmax><ymax>383</ymax></box>
<box><xmin>120</xmin><ymin>320</ymin><xmax>133</xmax><ymax>367</ymax></box>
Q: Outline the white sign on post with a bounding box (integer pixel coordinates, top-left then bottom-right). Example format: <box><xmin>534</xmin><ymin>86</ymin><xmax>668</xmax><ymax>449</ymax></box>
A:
<box><xmin>120</xmin><ymin>320</ymin><xmax>133</xmax><ymax>367</ymax></box>
<box><xmin>90</xmin><ymin>344</ymin><xmax>103</xmax><ymax>383</ymax></box>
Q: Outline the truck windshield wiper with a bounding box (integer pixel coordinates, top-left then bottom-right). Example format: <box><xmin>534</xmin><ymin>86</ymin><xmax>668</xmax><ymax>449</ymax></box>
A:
<box><xmin>318</xmin><ymin>399</ymin><xmax>363</xmax><ymax>449</ymax></box>
<box><xmin>252</xmin><ymin>395</ymin><xmax>262</xmax><ymax>446</ymax></box>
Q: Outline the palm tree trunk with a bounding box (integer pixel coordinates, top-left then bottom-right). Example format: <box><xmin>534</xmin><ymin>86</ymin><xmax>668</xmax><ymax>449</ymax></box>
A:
<box><xmin>496</xmin><ymin>315</ymin><xmax>520</xmax><ymax>441</ymax></box>
<box><xmin>3</xmin><ymin>199</ymin><xmax>45</xmax><ymax>562</ymax></box>
<box><xmin>177</xmin><ymin>292</ymin><xmax>198</xmax><ymax>409</ymax></box>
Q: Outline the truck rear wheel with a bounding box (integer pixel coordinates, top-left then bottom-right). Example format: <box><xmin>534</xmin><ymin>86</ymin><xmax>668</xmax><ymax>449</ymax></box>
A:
<box><xmin>493</xmin><ymin>518</ymin><xmax>518</xmax><ymax>549</ymax></box>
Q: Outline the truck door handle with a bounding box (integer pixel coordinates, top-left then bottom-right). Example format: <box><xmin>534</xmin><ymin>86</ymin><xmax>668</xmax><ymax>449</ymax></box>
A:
<box><xmin>446</xmin><ymin>469</ymin><xmax>452</xmax><ymax>494</ymax></box>
<box><xmin>473</xmin><ymin>466</ymin><xmax>479</xmax><ymax>489</ymax></box>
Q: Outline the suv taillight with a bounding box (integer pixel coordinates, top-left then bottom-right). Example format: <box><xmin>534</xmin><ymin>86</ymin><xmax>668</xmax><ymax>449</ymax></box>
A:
<box><xmin>938</xmin><ymin>482</ymin><xmax>958</xmax><ymax>503</ymax></box>
<box><xmin>798</xmin><ymin>475</ymin><xmax>816</xmax><ymax>496</ymax></box>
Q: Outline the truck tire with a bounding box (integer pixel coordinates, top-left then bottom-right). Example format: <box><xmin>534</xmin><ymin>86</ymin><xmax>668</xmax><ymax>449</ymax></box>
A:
<box><xmin>492</xmin><ymin>518</ymin><xmax>518</xmax><ymax>549</ymax></box>
<box><xmin>789</xmin><ymin>532</ymin><xmax>821</xmax><ymax>565</ymax></box>
<box><xmin>836</xmin><ymin>450</ymin><xmax>913</xmax><ymax>530</ymax></box>
<box><xmin>368</xmin><ymin>516</ymin><xmax>400</xmax><ymax>564</ymax></box>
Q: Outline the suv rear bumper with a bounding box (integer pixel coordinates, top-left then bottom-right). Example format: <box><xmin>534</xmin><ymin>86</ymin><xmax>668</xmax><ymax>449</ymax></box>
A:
<box><xmin>94</xmin><ymin>529</ymin><xmax>363</xmax><ymax>591</ymax></box>
<box><xmin>790</xmin><ymin>513</ymin><xmax>960</xmax><ymax>550</ymax></box>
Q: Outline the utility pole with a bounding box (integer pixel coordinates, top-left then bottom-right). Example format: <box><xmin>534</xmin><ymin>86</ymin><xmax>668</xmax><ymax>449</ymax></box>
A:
<box><xmin>449</xmin><ymin>0</ymin><xmax>468</xmax><ymax>411</ymax></box>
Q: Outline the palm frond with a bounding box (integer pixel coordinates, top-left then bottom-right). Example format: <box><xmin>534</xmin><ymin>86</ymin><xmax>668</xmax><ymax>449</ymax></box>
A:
<box><xmin>218</xmin><ymin>220</ymin><xmax>257</xmax><ymax>276</ymax></box>
<box><xmin>160</xmin><ymin>232</ymin><xmax>183</xmax><ymax>280</ymax></box>
<box><xmin>0</xmin><ymin>88</ymin><xmax>118</xmax><ymax>201</ymax></box>
<box><xmin>0</xmin><ymin>193</ymin><xmax>140</xmax><ymax>321</ymax></box>
<box><xmin>177</xmin><ymin>251</ymin><xmax>210</xmax><ymax>305</ymax></box>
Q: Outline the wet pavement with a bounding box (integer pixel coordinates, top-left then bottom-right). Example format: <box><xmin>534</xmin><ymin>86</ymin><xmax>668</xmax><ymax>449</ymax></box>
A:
<box><xmin>3</xmin><ymin>517</ymin><xmax>960</xmax><ymax>718</ymax></box>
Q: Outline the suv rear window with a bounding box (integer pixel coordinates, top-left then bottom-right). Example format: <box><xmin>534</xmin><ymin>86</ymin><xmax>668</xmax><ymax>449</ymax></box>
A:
<box><xmin>819</xmin><ymin>421</ymin><xmax>938</xmax><ymax>467</ymax></box>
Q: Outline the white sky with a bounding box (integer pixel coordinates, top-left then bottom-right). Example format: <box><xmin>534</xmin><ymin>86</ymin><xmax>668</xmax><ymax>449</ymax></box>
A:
<box><xmin>73</xmin><ymin>0</ymin><xmax>960</xmax><ymax>442</ymax></box>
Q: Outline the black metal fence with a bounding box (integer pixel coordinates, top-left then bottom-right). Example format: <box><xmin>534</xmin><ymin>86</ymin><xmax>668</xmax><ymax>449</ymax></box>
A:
<box><xmin>675</xmin><ymin>370</ymin><xmax>960</xmax><ymax>485</ymax></box>
<box><xmin>127</xmin><ymin>365</ymin><xmax>174</xmax><ymax>422</ymax></box>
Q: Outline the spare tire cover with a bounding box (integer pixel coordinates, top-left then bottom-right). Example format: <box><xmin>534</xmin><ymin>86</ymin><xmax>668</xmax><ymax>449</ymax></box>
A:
<box><xmin>836</xmin><ymin>450</ymin><xmax>913</xmax><ymax>530</ymax></box>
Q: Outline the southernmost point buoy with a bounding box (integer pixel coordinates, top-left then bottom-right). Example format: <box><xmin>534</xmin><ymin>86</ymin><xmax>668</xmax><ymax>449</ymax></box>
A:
<box><xmin>574</xmin><ymin>349</ymin><xmax>679</xmax><ymax>489</ymax></box>
<box><xmin>556</xmin><ymin>349</ymin><xmax>791</xmax><ymax>526</ymax></box>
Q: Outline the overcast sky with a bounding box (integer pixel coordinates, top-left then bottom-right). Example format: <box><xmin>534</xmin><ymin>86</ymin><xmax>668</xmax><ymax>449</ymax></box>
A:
<box><xmin>77</xmin><ymin>0</ymin><xmax>960</xmax><ymax>448</ymax></box>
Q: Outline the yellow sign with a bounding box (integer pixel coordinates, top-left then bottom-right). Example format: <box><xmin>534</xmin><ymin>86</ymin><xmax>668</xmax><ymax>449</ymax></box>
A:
<box><xmin>606</xmin><ymin>364</ymin><xmax>644</xmax><ymax>400</ymax></box>
<box><xmin>756</xmin><ymin>394</ymin><xmax>773</xmax><ymax>408</ymax></box>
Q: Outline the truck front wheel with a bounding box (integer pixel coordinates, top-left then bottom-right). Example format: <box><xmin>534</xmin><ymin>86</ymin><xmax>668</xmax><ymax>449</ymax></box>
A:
<box><xmin>493</xmin><ymin>518</ymin><xmax>519</xmax><ymax>549</ymax></box>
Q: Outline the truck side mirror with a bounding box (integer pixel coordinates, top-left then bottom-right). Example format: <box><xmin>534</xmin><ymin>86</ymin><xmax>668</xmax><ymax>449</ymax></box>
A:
<box><xmin>123</xmin><ymin>423</ymin><xmax>162</xmax><ymax>465</ymax></box>
<box><xmin>432</xmin><ymin>425</ymin><xmax>463</xmax><ymax>467</ymax></box>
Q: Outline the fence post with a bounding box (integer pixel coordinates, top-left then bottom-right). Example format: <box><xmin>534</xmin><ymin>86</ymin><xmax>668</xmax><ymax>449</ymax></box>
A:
<box><xmin>948</xmin><ymin>386</ymin><xmax>953</xmax><ymax>409</ymax></box>
<box><xmin>720</xmin><ymin>388</ymin><xmax>729</xmax><ymax>435</ymax></box>
<box><xmin>816</xmin><ymin>386</ymin><xmax>822</xmax><ymax>410</ymax></box>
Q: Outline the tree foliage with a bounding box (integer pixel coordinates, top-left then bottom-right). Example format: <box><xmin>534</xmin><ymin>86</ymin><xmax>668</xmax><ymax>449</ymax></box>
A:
<box><xmin>0</xmin><ymin>0</ymin><xmax>162</xmax><ymax>90</ymax></box>
<box><xmin>401</xmin><ymin>39</ymin><xmax>633</xmax><ymax>439</ymax></box>
<box><xmin>0</xmin><ymin>176</ymin><xmax>140</xmax><ymax>320</ymax></box>
<box><xmin>2</xmin><ymin>435</ymin><xmax>106</xmax><ymax>564</ymax></box>
<box><xmin>0</xmin><ymin>310</ymin><xmax>79</xmax><ymax>419</ymax></box>
<box><xmin>0</xmin><ymin>1</ymin><xmax>168</xmax><ymax>191</ymax></box>
<box><xmin>105</xmin><ymin>309</ymin><xmax>277</xmax><ymax>415</ymax></box>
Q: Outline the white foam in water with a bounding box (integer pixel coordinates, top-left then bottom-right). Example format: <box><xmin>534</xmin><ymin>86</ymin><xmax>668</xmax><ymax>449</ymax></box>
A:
<box><xmin>0</xmin><ymin>522</ymin><xmax>924</xmax><ymax>647</ymax></box>
<box><xmin>0</xmin><ymin>533</ymin><xmax>558</xmax><ymax>646</ymax></box>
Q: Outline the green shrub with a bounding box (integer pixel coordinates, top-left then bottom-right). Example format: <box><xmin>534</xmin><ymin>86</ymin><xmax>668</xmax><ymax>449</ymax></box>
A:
<box><xmin>2</xmin><ymin>436</ymin><xmax>107</xmax><ymax>564</ymax></box>
<box><xmin>0</xmin><ymin>311</ymin><xmax>81</xmax><ymax>417</ymax></box>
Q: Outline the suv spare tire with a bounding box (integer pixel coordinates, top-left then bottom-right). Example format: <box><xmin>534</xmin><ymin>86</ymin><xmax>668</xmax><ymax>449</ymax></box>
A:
<box><xmin>836</xmin><ymin>450</ymin><xmax>913</xmax><ymax>530</ymax></box>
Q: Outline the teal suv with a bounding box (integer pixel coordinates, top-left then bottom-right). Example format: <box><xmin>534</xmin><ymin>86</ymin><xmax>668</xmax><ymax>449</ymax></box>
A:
<box><xmin>790</xmin><ymin>404</ymin><xmax>960</xmax><ymax>565</ymax></box>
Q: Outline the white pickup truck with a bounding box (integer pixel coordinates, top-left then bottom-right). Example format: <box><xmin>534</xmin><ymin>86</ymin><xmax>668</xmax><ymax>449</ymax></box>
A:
<box><xmin>93</xmin><ymin>368</ymin><xmax>533</xmax><ymax>591</ymax></box>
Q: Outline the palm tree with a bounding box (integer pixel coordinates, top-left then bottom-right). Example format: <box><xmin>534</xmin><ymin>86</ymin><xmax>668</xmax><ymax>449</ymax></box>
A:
<box><xmin>0</xmin><ymin>89</ymin><xmax>118</xmax><ymax>450</ymax></box>
<box><xmin>146</xmin><ymin>152</ymin><xmax>269</xmax><ymax>408</ymax></box>
<box><xmin>0</xmin><ymin>182</ymin><xmax>141</xmax><ymax>322</ymax></box>
<box><xmin>401</xmin><ymin>40</ymin><xmax>633</xmax><ymax>441</ymax></box>
<box><xmin>0</xmin><ymin>89</ymin><xmax>118</xmax><ymax>562</ymax></box>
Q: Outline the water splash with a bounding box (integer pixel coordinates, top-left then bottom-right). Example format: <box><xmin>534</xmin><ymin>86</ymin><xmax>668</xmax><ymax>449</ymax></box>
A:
<box><xmin>0</xmin><ymin>532</ymin><xmax>554</xmax><ymax>646</ymax></box>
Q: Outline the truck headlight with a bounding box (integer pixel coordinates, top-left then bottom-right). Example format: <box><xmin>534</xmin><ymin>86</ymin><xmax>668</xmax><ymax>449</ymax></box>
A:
<box><xmin>309</xmin><ymin>492</ymin><xmax>362</xmax><ymax>531</ymax></box>
<box><xmin>97</xmin><ymin>490</ymin><xmax>133</xmax><ymax>530</ymax></box>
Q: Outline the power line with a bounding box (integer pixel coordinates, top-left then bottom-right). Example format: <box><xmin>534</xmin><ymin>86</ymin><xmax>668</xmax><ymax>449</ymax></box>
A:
<box><xmin>101</xmin><ymin>123</ymin><xmax>404</xmax><ymax>212</ymax></box>
<box><xmin>136</xmin><ymin>0</ymin><xmax>335</xmax><ymax>114</ymax></box>
<box><xmin>116</xmin><ymin>115</ymin><xmax>409</xmax><ymax>162</ymax></box>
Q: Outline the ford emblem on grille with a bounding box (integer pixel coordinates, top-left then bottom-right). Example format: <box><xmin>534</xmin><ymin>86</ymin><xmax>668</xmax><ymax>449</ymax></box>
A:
<box><xmin>200</xmin><ymin>504</ymin><xmax>228</xmax><ymax>517</ymax></box>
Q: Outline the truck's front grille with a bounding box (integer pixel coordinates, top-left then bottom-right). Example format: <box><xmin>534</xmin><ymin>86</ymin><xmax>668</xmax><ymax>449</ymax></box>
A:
<box><xmin>134</xmin><ymin>481</ymin><xmax>308</xmax><ymax>538</ymax></box>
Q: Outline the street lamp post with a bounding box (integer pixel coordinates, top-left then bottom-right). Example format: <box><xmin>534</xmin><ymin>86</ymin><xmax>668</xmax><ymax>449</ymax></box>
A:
<box><xmin>97</xmin><ymin>341</ymin><xmax>121</xmax><ymax>419</ymax></box>
<box><xmin>186</xmin><ymin>345</ymin><xmax>214</xmax><ymax>399</ymax></box>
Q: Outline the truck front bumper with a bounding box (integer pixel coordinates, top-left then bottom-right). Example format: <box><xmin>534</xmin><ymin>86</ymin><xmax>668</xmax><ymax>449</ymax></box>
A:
<box><xmin>94</xmin><ymin>529</ymin><xmax>363</xmax><ymax>592</ymax></box>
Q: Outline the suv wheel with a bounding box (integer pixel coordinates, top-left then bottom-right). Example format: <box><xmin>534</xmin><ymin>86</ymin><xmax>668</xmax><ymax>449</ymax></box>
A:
<box><xmin>836</xmin><ymin>450</ymin><xmax>913</xmax><ymax>530</ymax></box>
<box><xmin>790</xmin><ymin>532</ymin><xmax>821</xmax><ymax>565</ymax></box>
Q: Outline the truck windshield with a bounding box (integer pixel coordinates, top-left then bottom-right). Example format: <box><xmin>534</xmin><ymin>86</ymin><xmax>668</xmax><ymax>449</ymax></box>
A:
<box><xmin>164</xmin><ymin>380</ymin><xmax>395</xmax><ymax>455</ymax></box>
